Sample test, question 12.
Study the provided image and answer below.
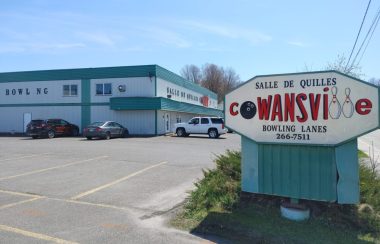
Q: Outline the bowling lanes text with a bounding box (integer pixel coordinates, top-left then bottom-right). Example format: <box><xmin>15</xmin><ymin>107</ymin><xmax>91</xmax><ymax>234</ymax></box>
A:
<box><xmin>262</xmin><ymin>125</ymin><xmax>327</xmax><ymax>133</ymax></box>
<box><xmin>263</xmin><ymin>125</ymin><xmax>326</xmax><ymax>141</ymax></box>
<box><xmin>255</xmin><ymin>77</ymin><xmax>337</xmax><ymax>89</ymax></box>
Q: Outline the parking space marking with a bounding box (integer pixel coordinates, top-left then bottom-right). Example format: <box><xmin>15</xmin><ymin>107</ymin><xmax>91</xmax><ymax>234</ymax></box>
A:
<box><xmin>0</xmin><ymin>156</ymin><xmax>108</xmax><ymax>181</ymax></box>
<box><xmin>0</xmin><ymin>197</ymin><xmax>44</xmax><ymax>210</ymax></box>
<box><xmin>52</xmin><ymin>198</ymin><xmax>130</xmax><ymax>211</ymax></box>
<box><xmin>0</xmin><ymin>225</ymin><xmax>79</xmax><ymax>244</ymax></box>
<box><xmin>0</xmin><ymin>189</ymin><xmax>41</xmax><ymax>198</ymax></box>
<box><xmin>71</xmin><ymin>161</ymin><xmax>168</xmax><ymax>200</ymax></box>
<box><xmin>0</xmin><ymin>153</ymin><xmax>51</xmax><ymax>163</ymax></box>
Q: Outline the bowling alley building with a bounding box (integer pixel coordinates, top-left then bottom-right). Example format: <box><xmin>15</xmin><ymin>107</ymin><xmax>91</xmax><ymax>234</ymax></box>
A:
<box><xmin>0</xmin><ymin>65</ymin><xmax>222</xmax><ymax>135</ymax></box>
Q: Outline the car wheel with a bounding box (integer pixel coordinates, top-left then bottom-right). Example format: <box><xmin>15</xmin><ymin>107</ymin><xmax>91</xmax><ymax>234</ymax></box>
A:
<box><xmin>72</xmin><ymin>128</ymin><xmax>79</xmax><ymax>137</ymax></box>
<box><xmin>32</xmin><ymin>135</ymin><xmax>38</xmax><ymax>139</ymax></box>
<box><xmin>105</xmin><ymin>132</ymin><xmax>111</xmax><ymax>140</ymax></box>
<box><xmin>176</xmin><ymin>128</ymin><xmax>186</xmax><ymax>137</ymax></box>
<box><xmin>86</xmin><ymin>136</ymin><xmax>92</xmax><ymax>140</ymax></box>
<box><xmin>208</xmin><ymin>129</ymin><xmax>218</xmax><ymax>139</ymax></box>
<box><xmin>47</xmin><ymin>130</ymin><xmax>55</xmax><ymax>139</ymax></box>
<box><xmin>122</xmin><ymin>129</ymin><xmax>129</xmax><ymax>138</ymax></box>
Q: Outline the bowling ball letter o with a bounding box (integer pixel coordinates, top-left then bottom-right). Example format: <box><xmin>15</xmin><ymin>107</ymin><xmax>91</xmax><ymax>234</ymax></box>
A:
<box><xmin>240</xmin><ymin>101</ymin><xmax>256</xmax><ymax>119</ymax></box>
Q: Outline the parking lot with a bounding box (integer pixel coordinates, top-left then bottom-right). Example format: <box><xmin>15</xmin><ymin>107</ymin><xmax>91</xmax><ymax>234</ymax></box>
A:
<box><xmin>0</xmin><ymin>133</ymin><xmax>240</xmax><ymax>243</ymax></box>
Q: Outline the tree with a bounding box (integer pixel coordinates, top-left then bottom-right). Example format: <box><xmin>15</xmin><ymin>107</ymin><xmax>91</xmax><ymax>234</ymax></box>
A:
<box><xmin>180</xmin><ymin>65</ymin><xmax>202</xmax><ymax>84</ymax></box>
<box><xmin>180</xmin><ymin>63</ymin><xmax>240</xmax><ymax>103</ymax></box>
<box><xmin>325</xmin><ymin>54</ymin><xmax>363</xmax><ymax>79</ymax></box>
<box><xmin>368</xmin><ymin>77</ymin><xmax>380</xmax><ymax>86</ymax></box>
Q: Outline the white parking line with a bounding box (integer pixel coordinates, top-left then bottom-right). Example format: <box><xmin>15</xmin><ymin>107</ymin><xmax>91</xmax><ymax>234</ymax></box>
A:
<box><xmin>0</xmin><ymin>225</ymin><xmax>79</xmax><ymax>244</ymax></box>
<box><xmin>0</xmin><ymin>156</ymin><xmax>108</xmax><ymax>181</ymax></box>
<box><xmin>0</xmin><ymin>153</ymin><xmax>51</xmax><ymax>163</ymax></box>
<box><xmin>0</xmin><ymin>197</ymin><xmax>44</xmax><ymax>210</ymax></box>
<box><xmin>0</xmin><ymin>189</ymin><xmax>40</xmax><ymax>198</ymax></box>
<box><xmin>71</xmin><ymin>161</ymin><xmax>168</xmax><ymax>200</ymax></box>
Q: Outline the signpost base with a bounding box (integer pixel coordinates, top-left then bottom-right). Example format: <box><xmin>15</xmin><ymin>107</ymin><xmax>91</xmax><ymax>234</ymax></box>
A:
<box><xmin>280</xmin><ymin>201</ymin><xmax>310</xmax><ymax>221</ymax></box>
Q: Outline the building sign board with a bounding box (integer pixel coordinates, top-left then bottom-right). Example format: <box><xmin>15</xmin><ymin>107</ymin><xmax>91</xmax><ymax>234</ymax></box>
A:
<box><xmin>225</xmin><ymin>71</ymin><xmax>379</xmax><ymax>145</ymax></box>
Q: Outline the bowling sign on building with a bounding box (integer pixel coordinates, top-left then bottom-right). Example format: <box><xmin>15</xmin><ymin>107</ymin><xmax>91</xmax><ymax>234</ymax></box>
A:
<box><xmin>225</xmin><ymin>71</ymin><xmax>379</xmax><ymax>146</ymax></box>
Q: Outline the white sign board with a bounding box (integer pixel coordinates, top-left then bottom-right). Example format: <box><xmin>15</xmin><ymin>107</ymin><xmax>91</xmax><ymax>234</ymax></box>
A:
<box><xmin>225</xmin><ymin>71</ymin><xmax>379</xmax><ymax>145</ymax></box>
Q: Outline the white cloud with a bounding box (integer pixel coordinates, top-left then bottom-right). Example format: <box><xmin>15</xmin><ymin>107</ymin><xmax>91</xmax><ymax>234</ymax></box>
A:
<box><xmin>76</xmin><ymin>32</ymin><xmax>116</xmax><ymax>46</ymax></box>
<box><xmin>182</xmin><ymin>20</ymin><xmax>272</xmax><ymax>45</ymax></box>
<box><xmin>141</xmin><ymin>27</ymin><xmax>191</xmax><ymax>48</ymax></box>
<box><xmin>0</xmin><ymin>42</ymin><xmax>86</xmax><ymax>53</ymax></box>
<box><xmin>287</xmin><ymin>41</ymin><xmax>310</xmax><ymax>47</ymax></box>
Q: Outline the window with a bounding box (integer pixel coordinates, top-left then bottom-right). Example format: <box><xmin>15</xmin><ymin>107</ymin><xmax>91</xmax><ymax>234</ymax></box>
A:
<box><xmin>211</xmin><ymin>118</ymin><xmax>223</xmax><ymax>124</ymax></box>
<box><xmin>96</xmin><ymin>83</ymin><xmax>112</xmax><ymax>95</ymax></box>
<box><xmin>189</xmin><ymin>118</ymin><xmax>199</xmax><ymax>124</ymax></box>
<box><xmin>63</xmin><ymin>85</ymin><xmax>78</xmax><ymax>96</ymax></box>
<box><xmin>201</xmin><ymin>118</ymin><xmax>209</xmax><ymax>124</ymax></box>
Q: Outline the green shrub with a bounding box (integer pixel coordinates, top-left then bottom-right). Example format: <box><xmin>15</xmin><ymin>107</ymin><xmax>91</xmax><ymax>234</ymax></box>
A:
<box><xmin>184</xmin><ymin>150</ymin><xmax>241</xmax><ymax>219</ymax></box>
<box><xmin>359</xmin><ymin>162</ymin><xmax>380</xmax><ymax>212</ymax></box>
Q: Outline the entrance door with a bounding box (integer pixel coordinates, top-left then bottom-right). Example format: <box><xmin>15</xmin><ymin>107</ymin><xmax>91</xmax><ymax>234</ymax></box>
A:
<box><xmin>23</xmin><ymin>113</ymin><xmax>32</xmax><ymax>133</ymax></box>
<box><xmin>165</xmin><ymin>113</ymin><xmax>170</xmax><ymax>133</ymax></box>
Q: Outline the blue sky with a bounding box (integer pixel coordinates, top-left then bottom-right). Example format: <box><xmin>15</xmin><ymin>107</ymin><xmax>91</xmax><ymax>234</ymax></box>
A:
<box><xmin>1</xmin><ymin>0</ymin><xmax>379</xmax><ymax>81</ymax></box>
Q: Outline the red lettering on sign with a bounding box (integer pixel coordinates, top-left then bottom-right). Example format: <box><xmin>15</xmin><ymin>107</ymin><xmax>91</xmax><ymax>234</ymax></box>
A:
<box><xmin>323</xmin><ymin>93</ymin><xmax>329</xmax><ymax>120</ymax></box>
<box><xmin>296</xmin><ymin>93</ymin><xmax>308</xmax><ymax>123</ymax></box>
<box><xmin>229</xmin><ymin>102</ymin><xmax>239</xmax><ymax>116</ymax></box>
<box><xmin>355</xmin><ymin>99</ymin><xmax>372</xmax><ymax>115</ymax></box>
<box><xmin>257</xmin><ymin>96</ymin><xmax>272</xmax><ymax>120</ymax></box>
<box><xmin>271</xmin><ymin>94</ymin><xmax>283</xmax><ymax>121</ymax></box>
<box><xmin>309</xmin><ymin>93</ymin><xmax>321</xmax><ymax>121</ymax></box>
<box><xmin>284</xmin><ymin>93</ymin><xmax>295</xmax><ymax>122</ymax></box>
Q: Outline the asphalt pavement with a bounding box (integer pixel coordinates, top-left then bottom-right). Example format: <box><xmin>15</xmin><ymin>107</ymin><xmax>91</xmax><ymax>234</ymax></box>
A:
<box><xmin>0</xmin><ymin>133</ymin><xmax>240</xmax><ymax>244</ymax></box>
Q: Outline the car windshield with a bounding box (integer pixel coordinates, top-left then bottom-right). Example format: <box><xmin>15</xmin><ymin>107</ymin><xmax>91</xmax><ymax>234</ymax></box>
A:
<box><xmin>89</xmin><ymin>122</ymin><xmax>105</xmax><ymax>127</ymax></box>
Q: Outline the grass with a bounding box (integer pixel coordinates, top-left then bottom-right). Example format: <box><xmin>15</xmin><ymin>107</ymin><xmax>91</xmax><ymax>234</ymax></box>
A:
<box><xmin>171</xmin><ymin>150</ymin><xmax>380</xmax><ymax>243</ymax></box>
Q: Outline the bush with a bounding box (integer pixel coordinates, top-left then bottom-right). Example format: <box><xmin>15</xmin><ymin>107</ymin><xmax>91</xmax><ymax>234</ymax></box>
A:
<box><xmin>359</xmin><ymin>162</ymin><xmax>380</xmax><ymax>213</ymax></box>
<box><xmin>184</xmin><ymin>150</ymin><xmax>241</xmax><ymax>219</ymax></box>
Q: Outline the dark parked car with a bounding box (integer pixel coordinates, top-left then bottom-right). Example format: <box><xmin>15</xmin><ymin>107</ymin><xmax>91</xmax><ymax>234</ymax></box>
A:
<box><xmin>83</xmin><ymin>121</ymin><xmax>129</xmax><ymax>140</ymax></box>
<box><xmin>26</xmin><ymin>119</ymin><xmax>79</xmax><ymax>139</ymax></box>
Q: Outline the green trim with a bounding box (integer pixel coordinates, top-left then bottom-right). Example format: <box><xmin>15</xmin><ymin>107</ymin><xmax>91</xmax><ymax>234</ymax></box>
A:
<box><xmin>81</xmin><ymin>79</ymin><xmax>91</xmax><ymax>129</ymax></box>
<box><xmin>0</xmin><ymin>65</ymin><xmax>156</xmax><ymax>82</ymax></box>
<box><xmin>241</xmin><ymin>136</ymin><xmax>259</xmax><ymax>193</ymax></box>
<box><xmin>110</xmin><ymin>97</ymin><xmax>223</xmax><ymax>117</ymax></box>
<box><xmin>335</xmin><ymin>139</ymin><xmax>359</xmax><ymax>203</ymax></box>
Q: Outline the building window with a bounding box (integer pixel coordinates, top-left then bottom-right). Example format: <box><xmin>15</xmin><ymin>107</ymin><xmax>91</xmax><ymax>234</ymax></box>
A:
<box><xmin>96</xmin><ymin>83</ymin><xmax>112</xmax><ymax>95</ymax></box>
<box><xmin>63</xmin><ymin>85</ymin><xmax>78</xmax><ymax>96</ymax></box>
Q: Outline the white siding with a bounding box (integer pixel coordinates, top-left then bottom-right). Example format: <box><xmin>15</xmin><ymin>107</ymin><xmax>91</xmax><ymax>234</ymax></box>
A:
<box><xmin>0</xmin><ymin>106</ymin><xmax>81</xmax><ymax>133</ymax></box>
<box><xmin>156</xmin><ymin>78</ymin><xmax>218</xmax><ymax>109</ymax></box>
<box><xmin>91</xmin><ymin>106</ymin><xmax>155</xmax><ymax>135</ymax></box>
<box><xmin>0</xmin><ymin>80</ymin><xmax>81</xmax><ymax>104</ymax></box>
<box><xmin>91</xmin><ymin>77</ymin><xmax>154</xmax><ymax>103</ymax></box>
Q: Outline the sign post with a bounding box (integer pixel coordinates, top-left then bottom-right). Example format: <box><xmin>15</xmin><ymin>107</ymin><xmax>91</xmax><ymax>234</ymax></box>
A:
<box><xmin>225</xmin><ymin>71</ymin><xmax>379</xmax><ymax>219</ymax></box>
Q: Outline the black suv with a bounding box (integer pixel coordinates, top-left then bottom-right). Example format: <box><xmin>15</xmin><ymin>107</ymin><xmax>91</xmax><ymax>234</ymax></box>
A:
<box><xmin>26</xmin><ymin>119</ymin><xmax>79</xmax><ymax>139</ymax></box>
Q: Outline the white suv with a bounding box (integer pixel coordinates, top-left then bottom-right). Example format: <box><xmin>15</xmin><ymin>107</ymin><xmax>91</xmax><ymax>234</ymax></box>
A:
<box><xmin>173</xmin><ymin>117</ymin><xmax>227</xmax><ymax>138</ymax></box>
